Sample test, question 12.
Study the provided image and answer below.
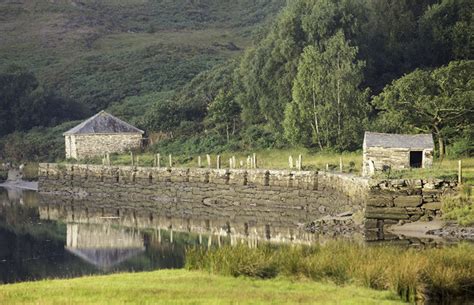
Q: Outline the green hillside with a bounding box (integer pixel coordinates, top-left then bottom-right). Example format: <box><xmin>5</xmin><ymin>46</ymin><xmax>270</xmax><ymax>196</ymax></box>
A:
<box><xmin>0</xmin><ymin>0</ymin><xmax>472</xmax><ymax>162</ymax></box>
<box><xmin>0</xmin><ymin>0</ymin><xmax>285</xmax><ymax>111</ymax></box>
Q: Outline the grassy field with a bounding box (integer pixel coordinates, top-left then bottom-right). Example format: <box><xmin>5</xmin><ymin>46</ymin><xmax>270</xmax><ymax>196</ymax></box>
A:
<box><xmin>0</xmin><ymin>269</ymin><xmax>404</xmax><ymax>305</ymax></box>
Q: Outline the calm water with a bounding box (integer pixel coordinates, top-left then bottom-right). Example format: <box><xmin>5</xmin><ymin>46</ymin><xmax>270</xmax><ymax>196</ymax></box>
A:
<box><xmin>0</xmin><ymin>187</ymin><xmax>196</xmax><ymax>284</ymax></box>
<box><xmin>0</xmin><ymin>186</ymin><xmax>458</xmax><ymax>285</ymax></box>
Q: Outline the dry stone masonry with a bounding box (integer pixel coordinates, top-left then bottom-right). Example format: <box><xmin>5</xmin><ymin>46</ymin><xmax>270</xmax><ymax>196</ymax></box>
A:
<box><xmin>38</xmin><ymin>163</ymin><xmax>457</xmax><ymax>231</ymax></box>
<box><xmin>365</xmin><ymin>178</ymin><xmax>458</xmax><ymax>233</ymax></box>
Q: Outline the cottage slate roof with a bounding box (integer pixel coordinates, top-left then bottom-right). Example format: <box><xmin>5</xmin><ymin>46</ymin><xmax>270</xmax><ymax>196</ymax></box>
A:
<box><xmin>63</xmin><ymin>111</ymin><xmax>144</xmax><ymax>135</ymax></box>
<box><xmin>364</xmin><ymin>132</ymin><xmax>434</xmax><ymax>149</ymax></box>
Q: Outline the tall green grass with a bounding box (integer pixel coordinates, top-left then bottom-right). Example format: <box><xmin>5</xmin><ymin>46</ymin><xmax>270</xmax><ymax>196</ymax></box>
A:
<box><xmin>442</xmin><ymin>185</ymin><xmax>474</xmax><ymax>226</ymax></box>
<box><xmin>185</xmin><ymin>241</ymin><xmax>474</xmax><ymax>303</ymax></box>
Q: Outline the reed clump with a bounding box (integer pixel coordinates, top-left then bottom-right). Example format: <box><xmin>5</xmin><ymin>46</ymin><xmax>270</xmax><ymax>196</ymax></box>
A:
<box><xmin>185</xmin><ymin>241</ymin><xmax>474</xmax><ymax>303</ymax></box>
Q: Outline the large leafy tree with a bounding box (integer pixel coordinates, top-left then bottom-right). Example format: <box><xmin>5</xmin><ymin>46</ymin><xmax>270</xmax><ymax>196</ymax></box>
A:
<box><xmin>205</xmin><ymin>89</ymin><xmax>241</xmax><ymax>142</ymax></box>
<box><xmin>284</xmin><ymin>31</ymin><xmax>369</xmax><ymax>150</ymax></box>
<box><xmin>236</xmin><ymin>0</ymin><xmax>367</xmax><ymax>131</ymax></box>
<box><xmin>373</xmin><ymin>60</ymin><xmax>474</xmax><ymax>157</ymax></box>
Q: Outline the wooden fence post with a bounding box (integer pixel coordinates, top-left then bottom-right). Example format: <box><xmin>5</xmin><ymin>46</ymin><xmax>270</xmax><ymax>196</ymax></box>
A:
<box><xmin>232</xmin><ymin>156</ymin><xmax>236</xmax><ymax>169</ymax></box>
<box><xmin>289</xmin><ymin>156</ymin><xmax>293</xmax><ymax>169</ymax></box>
<box><xmin>198</xmin><ymin>156</ymin><xmax>202</xmax><ymax>168</ymax></box>
<box><xmin>216</xmin><ymin>155</ymin><xmax>221</xmax><ymax>169</ymax></box>
<box><xmin>106</xmin><ymin>153</ymin><xmax>110</xmax><ymax>166</ymax></box>
<box><xmin>458</xmin><ymin>160</ymin><xmax>462</xmax><ymax>185</ymax></box>
<box><xmin>157</xmin><ymin>153</ymin><xmax>161</xmax><ymax>168</ymax></box>
<box><xmin>339</xmin><ymin>157</ymin><xmax>343</xmax><ymax>172</ymax></box>
<box><xmin>169</xmin><ymin>154</ymin><xmax>172</xmax><ymax>168</ymax></box>
<box><xmin>247</xmin><ymin>156</ymin><xmax>251</xmax><ymax>168</ymax></box>
<box><xmin>207</xmin><ymin>154</ymin><xmax>211</xmax><ymax>168</ymax></box>
<box><xmin>253</xmin><ymin>153</ymin><xmax>257</xmax><ymax>169</ymax></box>
<box><xmin>298</xmin><ymin>154</ymin><xmax>302</xmax><ymax>171</ymax></box>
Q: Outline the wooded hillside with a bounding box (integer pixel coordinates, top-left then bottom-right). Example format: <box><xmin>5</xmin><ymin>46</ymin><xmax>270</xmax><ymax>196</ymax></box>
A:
<box><xmin>0</xmin><ymin>0</ymin><xmax>472</xmax><ymax>161</ymax></box>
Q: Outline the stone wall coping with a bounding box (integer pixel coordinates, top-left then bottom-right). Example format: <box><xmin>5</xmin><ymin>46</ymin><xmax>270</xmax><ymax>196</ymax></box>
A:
<box><xmin>38</xmin><ymin>163</ymin><xmax>456</xmax><ymax>189</ymax></box>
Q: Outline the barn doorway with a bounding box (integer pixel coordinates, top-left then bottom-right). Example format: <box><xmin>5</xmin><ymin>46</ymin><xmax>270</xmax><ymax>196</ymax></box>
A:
<box><xmin>409</xmin><ymin>151</ymin><xmax>423</xmax><ymax>168</ymax></box>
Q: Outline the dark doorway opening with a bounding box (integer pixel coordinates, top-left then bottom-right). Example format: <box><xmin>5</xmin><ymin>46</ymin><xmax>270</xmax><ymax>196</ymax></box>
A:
<box><xmin>409</xmin><ymin>151</ymin><xmax>423</xmax><ymax>168</ymax></box>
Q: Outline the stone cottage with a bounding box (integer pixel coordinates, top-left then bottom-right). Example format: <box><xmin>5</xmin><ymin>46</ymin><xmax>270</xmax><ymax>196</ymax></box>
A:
<box><xmin>362</xmin><ymin>132</ymin><xmax>434</xmax><ymax>176</ymax></box>
<box><xmin>63</xmin><ymin>111</ymin><xmax>144</xmax><ymax>160</ymax></box>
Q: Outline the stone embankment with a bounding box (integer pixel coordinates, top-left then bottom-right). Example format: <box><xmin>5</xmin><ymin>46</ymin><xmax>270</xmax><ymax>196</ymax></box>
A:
<box><xmin>38</xmin><ymin>163</ymin><xmax>368</xmax><ymax>228</ymax></box>
<box><xmin>38</xmin><ymin>163</ymin><xmax>457</xmax><ymax>231</ymax></box>
<box><xmin>365</xmin><ymin>179</ymin><xmax>458</xmax><ymax>233</ymax></box>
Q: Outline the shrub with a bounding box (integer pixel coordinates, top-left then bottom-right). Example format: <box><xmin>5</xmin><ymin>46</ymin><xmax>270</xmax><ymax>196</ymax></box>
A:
<box><xmin>0</xmin><ymin>170</ymin><xmax>7</xmax><ymax>183</ymax></box>
<box><xmin>22</xmin><ymin>163</ymin><xmax>38</xmax><ymax>181</ymax></box>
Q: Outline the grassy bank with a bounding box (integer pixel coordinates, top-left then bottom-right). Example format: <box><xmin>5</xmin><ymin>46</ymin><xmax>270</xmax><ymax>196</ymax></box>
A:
<box><xmin>186</xmin><ymin>241</ymin><xmax>474</xmax><ymax>303</ymax></box>
<box><xmin>0</xmin><ymin>269</ymin><xmax>404</xmax><ymax>305</ymax></box>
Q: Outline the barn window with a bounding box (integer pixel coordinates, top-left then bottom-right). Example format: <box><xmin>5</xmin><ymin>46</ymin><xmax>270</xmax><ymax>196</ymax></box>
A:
<box><xmin>409</xmin><ymin>151</ymin><xmax>423</xmax><ymax>168</ymax></box>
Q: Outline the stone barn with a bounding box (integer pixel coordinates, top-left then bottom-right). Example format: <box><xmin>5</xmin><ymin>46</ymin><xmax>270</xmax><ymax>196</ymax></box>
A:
<box><xmin>63</xmin><ymin>111</ymin><xmax>144</xmax><ymax>160</ymax></box>
<box><xmin>363</xmin><ymin>132</ymin><xmax>434</xmax><ymax>176</ymax></box>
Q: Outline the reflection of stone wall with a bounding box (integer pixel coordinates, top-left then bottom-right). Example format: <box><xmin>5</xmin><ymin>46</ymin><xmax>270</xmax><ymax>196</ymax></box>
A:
<box><xmin>39</xmin><ymin>197</ymin><xmax>325</xmax><ymax>245</ymax></box>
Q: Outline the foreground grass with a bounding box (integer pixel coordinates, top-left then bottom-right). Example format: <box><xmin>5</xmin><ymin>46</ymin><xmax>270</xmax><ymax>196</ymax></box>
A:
<box><xmin>186</xmin><ymin>241</ymin><xmax>474</xmax><ymax>303</ymax></box>
<box><xmin>0</xmin><ymin>269</ymin><xmax>403</xmax><ymax>305</ymax></box>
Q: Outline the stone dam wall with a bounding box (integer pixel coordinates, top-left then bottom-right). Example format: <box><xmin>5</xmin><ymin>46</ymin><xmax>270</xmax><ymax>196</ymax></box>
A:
<box><xmin>38</xmin><ymin>163</ymin><xmax>457</xmax><ymax>230</ymax></box>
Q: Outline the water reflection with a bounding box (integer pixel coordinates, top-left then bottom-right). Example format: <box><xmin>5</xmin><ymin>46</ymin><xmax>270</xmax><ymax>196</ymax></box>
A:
<box><xmin>0</xmin><ymin>187</ymin><xmax>457</xmax><ymax>284</ymax></box>
<box><xmin>66</xmin><ymin>224</ymin><xmax>145</xmax><ymax>270</ymax></box>
<box><xmin>0</xmin><ymin>188</ymin><xmax>189</xmax><ymax>284</ymax></box>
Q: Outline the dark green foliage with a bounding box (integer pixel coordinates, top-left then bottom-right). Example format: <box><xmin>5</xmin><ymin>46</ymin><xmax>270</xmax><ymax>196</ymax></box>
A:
<box><xmin>0</xmin><ymin>171</ymin><xmax>7</xmax><ymax>183</ymax></box>
<box><xmin>150</xmin><ymin>133</ymin><xmax>229</xmax><ymax>156</ymax></box>
<box><xmin>0</xmin><ymin>122</ymin><xmax>79</xmax><ymax>162</ymax></box>
<box><xmin>420</xmin><ymin>0</ymin><xmax>474</xmax><ymax>65</ymax></box>
<box><xmin>0</xmin><ymin>72</ymin><xmax>87</xmax><ymax>137</ymax></box>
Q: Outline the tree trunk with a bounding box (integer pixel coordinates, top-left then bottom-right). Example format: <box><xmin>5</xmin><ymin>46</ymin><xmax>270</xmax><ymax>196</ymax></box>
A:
<box><xmin>312</xmin><ymin>83</ymin><xmax>323</xmax><ymax>150</ymax></box>
<box><xmin>226</xmin><ymin>124</ymin><xmax>230</xmax><ymax>143</ymax></box>
<box><xmin>336</xmin><ymin>52</ymin><xmax>341</xmax><ymax>145</ymax></box>
<box><xmin>438</xmin><ymin>136</ymin><xmax>445</xmax><ymax>158</ymax></box>
<box><xmin>433</xmin><ymin>124</ymin><xmax>445</xmax><ymax>158</ymax></box>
